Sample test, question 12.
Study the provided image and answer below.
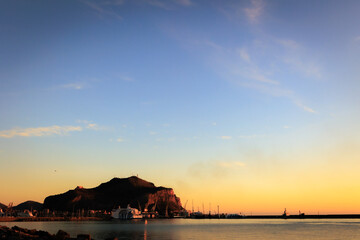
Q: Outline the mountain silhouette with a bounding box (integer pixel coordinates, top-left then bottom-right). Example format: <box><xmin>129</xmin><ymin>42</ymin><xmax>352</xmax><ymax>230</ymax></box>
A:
<box><xmin>14</xmin><ymin>201</ymin><xmax>43</xmax><ymax>211</ymax></box>
<box><xmin>43</xmin><ymin>176</ymin><xmax>182</xmax><ymax>215</ymax></box>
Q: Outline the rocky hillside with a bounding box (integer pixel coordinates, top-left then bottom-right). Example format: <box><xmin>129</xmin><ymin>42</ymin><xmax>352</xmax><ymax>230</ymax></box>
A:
<box><xmin>14</xmin><ymin>201</ymin><xmax>43</xmax><ymax>211</ymax></box>
<box><xmin>43</xmin><ymin>176</ymin><xmax>182</xmax><ymax>215</ymax></box>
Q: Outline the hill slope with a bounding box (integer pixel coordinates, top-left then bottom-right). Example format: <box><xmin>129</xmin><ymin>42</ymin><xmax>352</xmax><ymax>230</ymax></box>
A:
<box><xmin>0</xmin><ymin>202</ymin><xmax>7</xmax><ymax>210</ymax></box>
<box><xmin>14</xmin><ymin>201</ymin><xmax>43</xmax><ymax>211</ymax></box>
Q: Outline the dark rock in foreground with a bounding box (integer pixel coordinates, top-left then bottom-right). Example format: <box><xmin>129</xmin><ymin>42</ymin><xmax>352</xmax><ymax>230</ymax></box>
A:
<box><xmin>0</xmin><ymin>225</ymin><xmax>56</xmax><ymax>240</ymax></box>
<box><xmin>43</xmin><ymin>176</ymin><xmax>182</xmax><ymax>215</ymax></box>
<box><xmin>0</xmin><ymin>225</ymin><xmax>93</xmax><ymax>240</ymax></box>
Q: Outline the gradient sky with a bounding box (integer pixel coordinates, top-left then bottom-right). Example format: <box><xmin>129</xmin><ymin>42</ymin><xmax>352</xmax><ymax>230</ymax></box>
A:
<box><xmin>1</xmin><ymin>0</ymin><xmax>360</xmax><ymax>214</ymax></box>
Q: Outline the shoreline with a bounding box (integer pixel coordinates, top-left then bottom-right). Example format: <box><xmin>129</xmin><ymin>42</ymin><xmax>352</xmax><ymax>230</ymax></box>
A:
<box><xmin>3</xmin><ymin>214</ymin><xmax>360</xmax><ymax>222</ymax></box>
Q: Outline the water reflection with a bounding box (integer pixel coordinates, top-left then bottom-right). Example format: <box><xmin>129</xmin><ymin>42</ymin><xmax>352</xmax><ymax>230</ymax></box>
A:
<box><xmin>3</xmin><ymin>219</ymin><xmax>360</xmax><ymax>240</ymax></box>
<box><xmin>144</xmin><ymin>219</ymin><xmax>147</xmax><ymax>240</ymax></box>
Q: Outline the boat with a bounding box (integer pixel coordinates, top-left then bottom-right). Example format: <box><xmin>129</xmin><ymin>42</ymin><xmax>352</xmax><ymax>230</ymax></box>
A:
<box><xmin>111</xmin><ymin>205</ymin><xmax>143</xmax><ymax>219</ymax></box>
<box><xmin>226</xmin><ymin>214</ymin><xmax>243</xmax><ymax>219</ymax></box>
<box><xmin>17</xmin><ymin>210</ymin><xmax>34</xmax><ymax>217</ymax></box>
<box><xmin>191</xmin><ymin>211</ymin><xmax>205</xmax><ymax>219</ymax></box>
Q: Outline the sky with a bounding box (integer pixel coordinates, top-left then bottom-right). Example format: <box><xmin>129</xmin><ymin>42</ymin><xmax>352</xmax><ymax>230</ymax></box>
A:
<box><xmin>1</xmin><ymin>0</ymin><xmax>360</xmax><ymax>214</ymax></box>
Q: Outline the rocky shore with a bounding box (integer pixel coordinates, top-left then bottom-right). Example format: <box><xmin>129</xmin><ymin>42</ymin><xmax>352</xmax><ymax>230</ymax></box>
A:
<box><xmin>0</xmin><ymin>217</ymin><xmax>106</xmax><ymax>222</ymax></box>
<box><xmin>0</xmin><ymin>225</ymin><xmax>112</xmax><ymax>240</ymax></box>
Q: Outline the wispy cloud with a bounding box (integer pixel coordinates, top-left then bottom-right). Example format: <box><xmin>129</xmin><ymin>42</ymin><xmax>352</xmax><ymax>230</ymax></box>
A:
<box><xmin>86</xmin><ymin>123</ymin><xmax>99</xmax><ymax>129</ymax></box>
<box><xmin>0</xmin><ymin>125</ymin><xmax>82</xmax><ymax>138</ymax></box>
<box><xmin>239</xmin><ymin>81</ymin><xmax>292</xmax><ymax>97</ymax></box>
<box><xmin>175</xmin><ymin>0</ymin><xmax>192</xmax><ymax>6</ymax></box>
<box><xmin>354</xmin><ymin>36</ymin><xmax>360</xmax><ymax>42</ymax></box>
<box><xmin>220</xmin><ymin>136</ymin><xmax>232</xmax><ymax>140</ymax></box>
<box><xmin>277</xmin><ymin>39</ymin><xmax>300</xmax><ymax>50</ymax></box>
<box><xmin>81</xmin><ymin>0</ymin><xmax>123</xmax><ymax>19</ymax></box>
<box><xmin>167</xmin><ymin>5</ymin><xmax>319</xmax><ymax>115</ymax></box>
<box><xmin>238</xmin><ymin>134</ymin><xmax>265</xmax><ymax>138</ymax></box>
<box><xmin>216</xmin><ymin>161</ymin><xmax>246</xmax><ymax>168</ymax></box>
<box><xmin>283</xmin><ymin>57</ymin><xmax>322</xmax><ymax>79</ymax></box>
<box><xmin>77</xmin><ymin>120</ymin><xmax>105</xmax><ymax>130</ymax></box>
<box><xmin>103</xmin><ymin>0</ymin><xmax>125</xmax><ymax>6</ymax></box>
<box><xmin>241</xmin><ymin>68</ymin><xmax>279</xmax><ymax>85</ymax></box>
<box><xmin>223</xmin><ymin>46</ymin><xmax>280</xmax><ymax>85</ymax></box>
<box><xmin>194</xmin><ymin>38</ymin><xmax>317</xmax><ymax>113</ymax></box>
<box><xmin>117</xmin><ymin>137</ymin><xmax>124</xmax><ymax>142</ymax></box>
<box><xmin>61</xmin><ymin>83</ymin><xmax>86</xmax><ymax>90</ymax></box>
<box><xmin>203</xmin><ymin>40</ymin><xmax>224</xmax><ymax>51</ymax></box>
<box><xmin>145</xmin><ymin>0</ymin><xmax>170</xmax><ymax>9</ymax></box>
<box><xmin>118</xmin><ymin>75</ymin><xmax>134</xmax><ymax>82</ymax></box>
<box><xmin>0</xmin><ymin>120</ymin><xmax>105</xmax><ymax>138</ymax></box>
<box><xmin>244</xmin><ymin>0</ymin><xmax>264</xmax><ymax>24</ymax></box>
<box><xmin>237</xmin><ymin>48</ymin><xmax>251</xmax><ymax>63</ymax></box>
<box><xmin>238</xmin><ymin>81</ymin><xmax>317</xmax><ymax>114</ymax></box>
<box><xmin>188</xmin><ymin>159</ymin><xmax>246</xmax><ymax>179</ymax></box>
<box><xmin>145</xmin><ymin>0</ymin><xmax>193</xmax><ymax>9</ymax></box>
<box><xmin>295</xmin><ymin>101</ymin><xmax>317</xmax><ymax>114</ymax></box>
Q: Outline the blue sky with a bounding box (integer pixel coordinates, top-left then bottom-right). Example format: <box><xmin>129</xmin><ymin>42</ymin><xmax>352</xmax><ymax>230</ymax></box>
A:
<box><xmin>1</xmin><ymin>0</ymin><xmax>360</xmax><ymax>213</ymax></box>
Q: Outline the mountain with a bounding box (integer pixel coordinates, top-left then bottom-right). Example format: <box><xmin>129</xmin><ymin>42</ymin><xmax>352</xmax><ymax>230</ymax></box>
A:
<box><xmin>0</xmin><ymin>202</ymin><xmax>7</xmax><ymax>210</ymax></box>
<box><xmin>14</xmin><ymin>201</ymin><xmax>43</xmax><ymax>211</ymax></box>
<box><xmin>43</xmin><ymin>176</ymin><xmax>182</xmax><ymax>215</ymax></box>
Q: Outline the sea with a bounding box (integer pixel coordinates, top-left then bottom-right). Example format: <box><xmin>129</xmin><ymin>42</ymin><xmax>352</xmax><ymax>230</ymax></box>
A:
<box><xmin>3</xmin><ymin>218</ymin><xmax>360</xmax><ymax>240</ymax></box>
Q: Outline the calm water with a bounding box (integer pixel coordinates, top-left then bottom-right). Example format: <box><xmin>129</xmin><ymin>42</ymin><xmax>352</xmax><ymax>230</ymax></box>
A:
<box><xmin>3</xmin><ymin>219</ymin><xmax>360</xmax><ymax>239</ymax></box>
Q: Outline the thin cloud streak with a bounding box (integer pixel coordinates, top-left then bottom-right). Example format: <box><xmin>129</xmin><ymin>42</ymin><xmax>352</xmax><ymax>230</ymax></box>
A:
<box><xmin>277</xmin><ymin>39</ymin><xmax>300</xmax><ymax>50</ymax></box>
<box><xmin>0</xmin><ymin>125</ymin><xmax>82</xmax><ymax>138</ymax></box>
<box><xmin>244</xmin><ymin>0</ymin><xmax>264</xmax><ymax>24</ymax></box>
<box><xmin>61</xmin><ymin>83</ymin><xmax>86</xmax><ymax>90</ymax></box>
<box><xmin>217</xmin><ymin>161</ymin><xmax>246</xmax><ymax>168</ymax></box>
<box><xmin>237</xmin><ymin>48</ymin><xmax>251</xmax><ymax>63</ymax></box>
<box><xmin>221</xmin><ymin>136</ymin><xmax>232</xmax><ymax>140</ymax></box>
<box><xmin>77</xmin><ymin>120</ymin><xmax>105</xmax><ymax>130</ymax></box>
<box><xmin>295</xmin><ymin>101</ymin><xmax>317</xmax><ymax>114</ymax></box>
<box><xmin>144</xmin><ymin>0</ymin><xmax>193</xmax><ymax>10</ymax></box>
<box><xmin>240</xmin><ymin>82</ymin><xmax>317</xmax><ymax>114</ymax></box>
<box><xmin>81</xmin><ymin>0</ymin><xmax>123</xmax><ymax>19</ymax></box>
<box><xmin>238</xmin><ymin>134</ymin><xmax>265</xmax><ymax>138</ymax></box>
<box><xmin>283</xmin><ymin>57</ymin><xmax>322</xmax><ymax>79</ymax></box>
<box><xmin>0</xmin><ymin>120</ymin><xmax>105</xmax><ymax>138</ymax></box>
<box><xmin>118</xmin><ymin>75</ymin><xmax>134</xmax><ymax>82</ymax></box>
<box><xmin>176</xmin><ymin>0</ymin><xmax>192</xmax><ymax>6</ymax></box>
